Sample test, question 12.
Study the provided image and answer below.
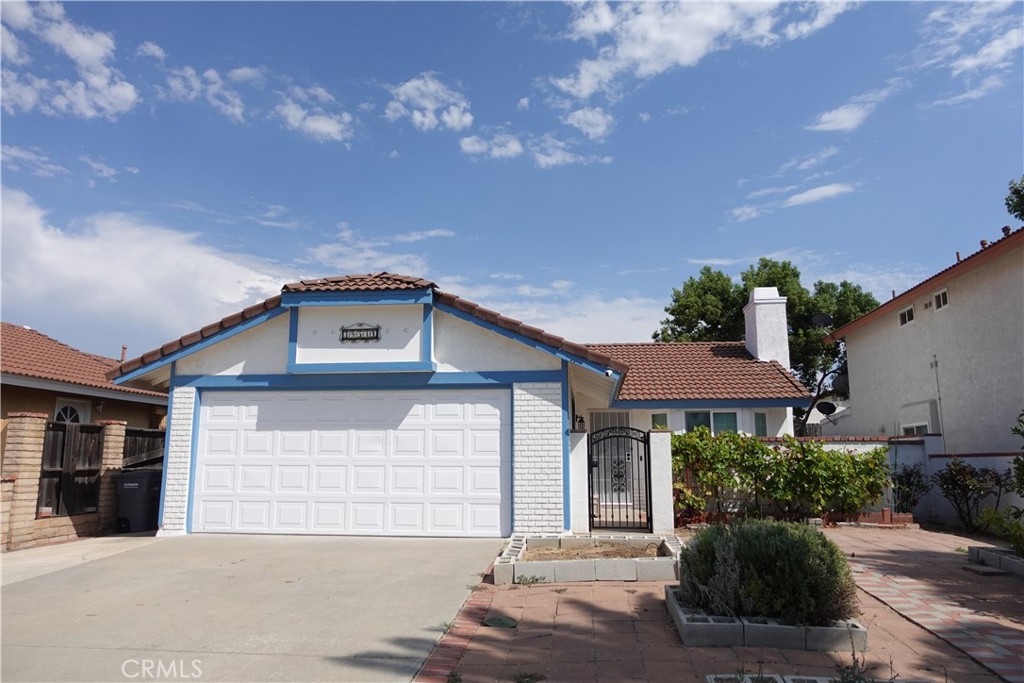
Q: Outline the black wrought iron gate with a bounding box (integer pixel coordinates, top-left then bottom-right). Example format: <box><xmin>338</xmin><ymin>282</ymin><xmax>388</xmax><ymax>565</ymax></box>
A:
<box><xmin>588</xmin><ymin>427</ymin><xmax>652</xmax><ymax>531</ymax></box>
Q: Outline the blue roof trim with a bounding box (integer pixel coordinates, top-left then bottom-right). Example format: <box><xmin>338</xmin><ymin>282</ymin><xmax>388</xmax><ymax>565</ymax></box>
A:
<box><xmin>171</xmin><ymin>370</ymin><xmax>564</xmax><ymax>390</ymax></box>
<box><xmin>280</xmin><ymin>290</ymin><xmax>432</xmax><ymax>306</ymax></box>
<box><xmin>435</xmin><ymin>302</ymin><xmax>619</xmax><ymax>379</ymax></box>
<box><xmin>611</xmin><ymin>397</ymin><xmax>811</xmax><ymax>409</ymax></box>
<box><xmin>113</xmin><ymin>306</ymin><xmax>289</xmax><ymax>385</ymax></box>
<box><xmin>286</xmin><ymin>360</ymin><xmax>436</xmax><ymax>374</ymax></box>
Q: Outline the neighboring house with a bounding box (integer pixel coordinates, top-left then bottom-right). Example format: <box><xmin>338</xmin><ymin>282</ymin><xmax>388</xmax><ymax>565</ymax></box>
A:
<box><xmin>1</xmin><ymin>323</ymin><xmax>168</xmax><ymax>550</ymax></box>
<box><xmin>110</xmin><ymin>274</ymin><xmax>808</xmax><ymax>539</ymax></box>
<box><xmin>1</xmin><ymin>323</ymin><xmax>168</xmax><ymax>433</ymax></box>
<box><xmin>823</xmin><ymin>226</ymin><xmax>1024</xmax><ymax>454</ymax></box>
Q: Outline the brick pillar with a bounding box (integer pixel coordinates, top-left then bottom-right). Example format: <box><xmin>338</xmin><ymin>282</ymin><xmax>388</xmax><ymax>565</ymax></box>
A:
<box><xmin>97</xmin><ymin>421</ymin><xmax>126</xmax><ymax>532</ymax></box>
<box><xmin>4</xmin><ymin>413</ymin><xmax>49</xmax><ymax>550</ymax></box>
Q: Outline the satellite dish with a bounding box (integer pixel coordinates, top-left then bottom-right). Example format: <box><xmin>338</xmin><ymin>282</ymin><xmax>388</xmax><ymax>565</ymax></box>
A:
<box><xmin>811</xmin><ymin>312</ymin><xmax>834</xmax><ymax>328</ymax></box>
<box><xmin>817</xmin><ymin>401</ymin><xmax>837</xmax><ymax>416</ymax></box>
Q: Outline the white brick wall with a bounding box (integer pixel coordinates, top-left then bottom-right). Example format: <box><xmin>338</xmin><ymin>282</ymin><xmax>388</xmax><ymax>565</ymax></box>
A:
<box><xmin>512</xmin><ymin>382</ymin><xmax>564</xmax><ymax>533</ymax></box>
<box><xmin>159</xmin><ymin>386</ymin><xmax>196</xmax><ymax>535</ymax></box>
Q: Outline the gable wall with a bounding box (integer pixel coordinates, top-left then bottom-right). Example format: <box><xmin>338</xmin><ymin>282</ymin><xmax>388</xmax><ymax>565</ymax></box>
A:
<box><xmin>836</xmin><ymin>244</ymin><xmax>1023</xmax><ymax>452</ymax></box>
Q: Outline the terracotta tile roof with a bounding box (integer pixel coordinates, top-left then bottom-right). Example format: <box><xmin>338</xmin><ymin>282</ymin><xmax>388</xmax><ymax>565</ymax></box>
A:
<box><xmin>1</xmin><ymin>323</ymin><xmax>167</xmax><ymax>399</ymax></box>
<box><xmin>829</xmin><ymin>225</ymin><xmax>1023</xmax><ymax>342</ymax></box>
<box><xmin>109</xmin><ymin>273</ymin><xmax>628</xmax><ymax>379</ymax></box>
<box><xmin>282</xmin><ymin>273</ymin><xmax>436</xmax><ymax>292</ymax></box>
<box><xmin>587</xmin><ymin>342</ymin><xmax>811</xmax><ymax>402</ymax></box>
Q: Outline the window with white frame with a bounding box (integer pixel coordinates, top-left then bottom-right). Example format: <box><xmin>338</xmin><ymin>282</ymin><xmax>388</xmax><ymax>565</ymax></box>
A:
<box><xmin>651</xmin><ymin>412</ymin><xmax>669</xmax><ymax>430</ymax></box>
<box><xmin>754</xmin><ymin>412</ymin><xmax>768</xmax><ymax>437</ymax></box>
<box><xmin>685</xmin><ymin>411</ymin><xmax>738</xmax><ymax>435</ymax></box>
<box><xmin>933</xmin><ymin>289</ymin><xmax>948</xmax><ymax>311</ymax></box>
<box><xmin>901</xmin><ymin>423</ymin><xmax>928</xmax><ymax>436</ymax></box>
<box><xmin>898</xmin><ymin>305</ymin><xmax>915</xmax><ymax>326</ymax></box>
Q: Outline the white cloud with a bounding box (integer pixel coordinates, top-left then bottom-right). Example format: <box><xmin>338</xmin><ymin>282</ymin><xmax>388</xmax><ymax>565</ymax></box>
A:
<box><xmin>517</xmin><ymin>97</ymin><xmax>530</xmax><ymax>111</ymax></box>
<box><xmin>392</xmin><ymin>228</ymin><xmax>456</xmax><ymax>243</ymax></box>
<box><xmin>1</xmin><ymin>24</ymin><xmax>29</xmax><ymax>65</ymax></box>
<box><xmin>731</xmin><ymin>204</ymin><xmax>767</xmax><ymax>222</ymax></box>
<box><xmin>553</xmin><ymin>2</ymin><xmax>855</xmax><ymax>100</ymax></box>
<box><xmin>1</xmin><ymin>145</ymin><xmax>69</xmax><ymax>177</ymax></box>
<box><xmin>164</xmin><ymin>66</ymin><xmax>202</xmax><ymax>101</ymax></box>
<box><xmin>528</xmin><ymin>133</ymin><xmax>611</xmax><ymax>169</ymax></box>
<box><xmin>637</xmin><ymin>112</ymin><xmax>651</xmax><ymax>123</ymax></box>
<box><xmin>460</xmin><ymin>133</ymin><xmax>524</xmax><ymax>160</ymax></box>
<box><xmin>162</xmin><ymin>66</ymin><xmax>246</xmax><ymax>123</ymax></box>
<box><xmin>806</xmin><ymin>80</ymin><xmax>904</xmax><ymax>132</ymax></box>
<box><xmin>779</xmin><ymin>147</ymin><xmax>839</xmax><ymax>174</ymax></box>
<box><xmin>783</xmin><ymin>183</ymin><xmax>854</xmax><ymax>207</ymax></box>
<box><xmin>931</xmin><ymin>74</ymin><xmax>1004</xmax><ymax>107</ymax></box>
<box><xmin>563</xmin><ymin>107</ymin><xmax>615</xmax><ymax>140</ymax></box>
<box><xmin>305</xmin><ymin>227</ymin><xmax>429</xmax><ymax>275</ymax></box>
<box><xmin>1</xmin><ymin>1</ymin><xmax>139</xmax><ymax>119</ymax></box>
<box><xmin>951</xmin><ymin>26</ymin><xmax>1023</xmax><ymax>76</ymax></box>
<box><xmin>136</xmin><ymin>41</ymin><xmax>166</xmax><ymax>62</ymax></box>
<box><xmin>685</xmin><ymin>256</ymin><xmax>746</xmax><ymax>266</ymax></box>
<box><xmin>274</xmin><ymin>94</ymin><xmax>354</xmax><ymax>143</ymax></box>
<box><xmin>80</xmin><ymin>155</ymin><xmax>118</xmax><ymax>180</ymax></box>
<box><xmin>388</xmin><ymin>149</ymin><xmax>400</xmax><ymax>159</ymax></box>
<box><xmin>0</xmin><ymin>186</ymin><xmax>291</xmax><ymax>355</ymax></box>
<box><xmin>384</xmin><ymin>72</ymin><xmax>473</xmax><ymax>132</ymax></box>
<box><xmin>227</xmin><ymin>66</ymin><xmax>264</xmax><ymax>84</ymax></box>
<box><xmin>744</xmin><ymin>185</ymin><xmax>799</xmax><ymax>200</ymax></box>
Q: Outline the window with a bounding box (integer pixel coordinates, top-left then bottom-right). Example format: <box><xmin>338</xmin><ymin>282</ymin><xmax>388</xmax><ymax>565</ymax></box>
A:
<box><xmin>933</xmin><ymin>289</ymin><xmax>948</xmax><ymax>310</ymax></box>
<box><xmin>651</xmin><ymin>413</ymin><xmax>669</xmax><ymax>430</ymax></box>
<box><xmin>54</xmin><ymin>405</ymin><xmax>81</xmax><ymax>423</ymax></box>
<box><xmin>901</xmin><ymin>424</ymin><xmax>928</xmax><ymax>436</ymax></box>
<box><xmin>589</xmin><ymin>411</ymin><xmax>630</xmax><ymax>431</ymax></box>
<box><xmin>754</xmin><ymin>412</ymin><xmax>768</xmax><ymax>437</ymax></box>
<box><xmin>898</xmin><ymin>306</ymin><xmax>915</xmax><ymax>326</ymax></box>
<box><xmin>685</xmin><ymin>411</ymin><xmax>737</xmax><ymax>435</ymax></box>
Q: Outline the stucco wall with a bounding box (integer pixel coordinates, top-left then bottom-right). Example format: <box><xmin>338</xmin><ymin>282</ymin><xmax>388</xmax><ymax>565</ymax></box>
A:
<box><xmin>837</xmin><ymin>244</ymin><xmax>1024</xmax><ymax>453</ymax></box>
<box><xmin>434</xmin><ymin>312</ymin><xmax>561</xmax><ymax>372</ymax></box>
<box><xmin>176</xmin><ymin>314</ymin><xmax>289</xmax><ymax>376</ymax></box>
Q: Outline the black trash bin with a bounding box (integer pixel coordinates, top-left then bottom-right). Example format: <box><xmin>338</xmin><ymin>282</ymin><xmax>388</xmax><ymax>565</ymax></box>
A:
<box><xmin>114</xmin><ymin>469</ymin><xmax>162</xmax><ymax>533</ymax></box>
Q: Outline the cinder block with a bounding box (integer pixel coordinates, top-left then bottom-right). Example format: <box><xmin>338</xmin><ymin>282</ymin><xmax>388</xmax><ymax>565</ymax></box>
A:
<box><xmin>804</xmin><ymin>621</ymin><xmax>867</xmax><ymax>653</ymax></box>
<box><xmin>742</xmin><ymin>617</ymin><xmax>805</xmax><ymax>649</ymax></box>
<box><xmin>595</xmin><ymin>558</ymin><xmax>637</xmax><ymax>581</ymax></box>
<box><xmin>526</xmin><ymin>537</ymin><xmax>560</xmax><ymax>550</ymax></box>
<box><xmin>493</xmin><ymin>560</ymin><xmax>514</xmax><ymax>585</ymax></box>
<box><xmin>636</xmin><ymin>557</ymin><xmax>677</xmax><ymax>581</ymax></box>
<box><xmin>560</xmin><ymin>536</ymin><xmax>594</xmax><ymax>549</ymax></box>
<box><xmin>554</xmin><ymin>559</ymin><xmax>596</xmax><ymax>582</ymax></box>
<box><xmin>514</xmin><ymin>561</ymin><xmax>555</xmax><ymax>584</ymax></box>
<box><xmin>665</xmin><ymin>587</ymin><xmax>742</xmax><ymax>647</ymax></box>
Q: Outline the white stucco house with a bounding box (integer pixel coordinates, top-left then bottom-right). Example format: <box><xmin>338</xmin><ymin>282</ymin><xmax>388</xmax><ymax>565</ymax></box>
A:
<box><xmin>111</xmin><ymin>274</ymin><xmax>808</xmax><ymax>538</ymax></box>
<box><xmin>822</xmin><ymin>226</ymin><xmax>1023</xmax><ymax>454</ymax></box>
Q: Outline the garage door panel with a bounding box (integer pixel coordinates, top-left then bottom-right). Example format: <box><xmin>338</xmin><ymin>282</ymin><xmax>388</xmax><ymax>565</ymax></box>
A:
<box><xmin>194</xmin><ymin>389</ymin><xmax>511</xmax><ymax>536</ymax></box>
<box><xmin>277</xmin><ymin>466</ymin><xmax>310</xmax><ymax>492</ymax></box>
<box><xmin>314</xmin><ymin>466</ymin><xmax>347</xmax><ymax>492</ymax></box>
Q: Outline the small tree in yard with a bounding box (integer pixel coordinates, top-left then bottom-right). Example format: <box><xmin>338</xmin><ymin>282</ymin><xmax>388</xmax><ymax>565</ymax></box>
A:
<box><xmin>892</xmin><ymin>464</ymin><xmax>932</xmax><ymax>514</ymax></box>
<box><xmin>932</xmin><ymin>458</ymin><xmax>1008</xmax><ymax>532</ymax></box>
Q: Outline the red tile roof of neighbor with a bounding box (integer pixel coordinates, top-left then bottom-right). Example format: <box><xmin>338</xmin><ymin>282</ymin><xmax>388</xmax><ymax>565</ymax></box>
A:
<box><xmin>109</xmin><ymin>272</ymin><xmax>809</xmax><ymax>403</ymax></box>
<box><xmin>828</xmin><ymin>225</ymin><xmax>1023</xmax><ymax>342</ymax></box>
<box><xmin>587</xmin><ymin>342</ymin><xmax>811</xmax><ymax>402</ymax></box>
<box><xmin>1</xmin><ymin>322</ymin><xmax>167</xmax><ymax>399</ymax></box>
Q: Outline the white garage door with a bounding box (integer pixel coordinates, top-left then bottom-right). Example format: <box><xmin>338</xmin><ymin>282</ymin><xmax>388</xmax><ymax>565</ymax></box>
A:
<box><xmin>192</xmin><ymin>389</ymin><xmax>511</xmax><ymax>536</ymax></box>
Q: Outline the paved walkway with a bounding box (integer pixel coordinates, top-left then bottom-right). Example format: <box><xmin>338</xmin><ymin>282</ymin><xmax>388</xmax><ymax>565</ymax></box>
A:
<box><xmin>415</xmin><ymin>527</ymin><xmax>1022</xmax><ymax>683</ymax></box>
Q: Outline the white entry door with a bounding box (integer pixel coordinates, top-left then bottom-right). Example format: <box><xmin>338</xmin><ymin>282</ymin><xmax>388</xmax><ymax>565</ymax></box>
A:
<box><xmin>191</xmin><ymin>389</ymin><xmax>511</xmax><ymax>537</ymax></box>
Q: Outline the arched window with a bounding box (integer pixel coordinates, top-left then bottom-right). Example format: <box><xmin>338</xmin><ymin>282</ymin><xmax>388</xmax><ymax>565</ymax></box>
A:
<box><xmin>55</xmin><ymin>405</ymin><xmax>81</xmax><ymax>423</ymax></box>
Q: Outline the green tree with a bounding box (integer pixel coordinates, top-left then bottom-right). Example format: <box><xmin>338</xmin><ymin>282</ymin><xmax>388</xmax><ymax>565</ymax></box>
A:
<box><xmin>1007</xmin><ymin>175</ymin><xmax>1024</xmax><ymax>222</ymax></box>
<box><xmin>655</xmin><ymin>259</ymin><xmax>879</xmax><ymax>434</ymax></box>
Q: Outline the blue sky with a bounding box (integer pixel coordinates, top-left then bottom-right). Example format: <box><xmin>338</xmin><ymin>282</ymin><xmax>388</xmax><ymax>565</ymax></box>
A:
<box><xmin>2</xmin><ymin>1</ymin><xmax>1022</xmax><ymax>360</ymax></box>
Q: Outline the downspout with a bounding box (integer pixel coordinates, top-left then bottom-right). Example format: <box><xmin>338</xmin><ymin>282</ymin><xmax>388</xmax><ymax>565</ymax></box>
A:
<box><xmin>932</xmin><ymin>354</ymin><xmax>947</xmax><ymax>453</ymax></box>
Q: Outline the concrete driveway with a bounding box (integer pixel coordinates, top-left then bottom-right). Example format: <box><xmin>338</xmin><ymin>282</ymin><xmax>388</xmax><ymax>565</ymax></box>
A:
<box><xmin>2</xmin><ymin>534</ymin><xmax>504</xmax><ymax>682</ymax></box>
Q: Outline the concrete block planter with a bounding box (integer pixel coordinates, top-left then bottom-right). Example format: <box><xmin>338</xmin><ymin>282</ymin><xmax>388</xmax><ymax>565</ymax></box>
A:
<box><xmin>666</xmin><ymin>587</ymin><xmax>868</xmax><ymax>652</ymax></box>
<box><xmin>665</xmin><ymin>586</ymin><xmax>743</xmax><ymax>647</ymax></box>
<box><xmin>493</xmin><ymin>534</ymin><xmax>681</xmax><ymax>584</ymax></box>
<box><xmin>969</xmin><ymin>546</ymin><xmax>1024</xmax><ymax>579</ymax></box>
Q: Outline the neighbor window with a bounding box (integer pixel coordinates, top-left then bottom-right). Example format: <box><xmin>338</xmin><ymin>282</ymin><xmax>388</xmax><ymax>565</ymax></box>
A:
<box><xmin>754</xmin><ymin>412</ymin><xmax>768</xmax><ymax>437</ymax></box>
<box><xmin>651</xmin><ymin>413</ymin><xmax>669</xmax><ymax>430</ymax></box>
<box><xmin>901</xmin><ymin>424</ymin><xmax>928</xmax><ymax>436</ymax></box>
<box><xmin>933</xmin><ymin>289</ymin><xmax>948</xmax><ymax>311</ymax></box>
<box><xmin>685</xmin><ymin>411</ymin><xmax>737</xmax><ymax>435</ymax></box>
<box><xmin>898</xmin><ymin>306</ymin><xmax>915</xmax><ymax>326</ymax></box>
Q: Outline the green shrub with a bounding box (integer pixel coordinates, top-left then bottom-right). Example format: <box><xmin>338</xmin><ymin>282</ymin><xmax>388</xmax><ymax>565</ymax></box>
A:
<box><xmin>932</xmin><ymin>458</ymin><xmax>1008</xmax><ymax>531</ymax></box>
<box><xmin>678</xmin><ymin>520</ymin><xmax>858</xmax><ymax>626</ymax></box>
<box><xmin>892</xmin><ymin>464</ymin><xmax>931</xmax><ymax>514</ymax></box>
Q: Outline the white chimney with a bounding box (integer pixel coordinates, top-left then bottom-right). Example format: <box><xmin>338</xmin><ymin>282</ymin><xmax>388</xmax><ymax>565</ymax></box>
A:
<box><xmin>744</xmin><ymin>287</ymin><xmax>791</xmax><ymax>370</ymax></box>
